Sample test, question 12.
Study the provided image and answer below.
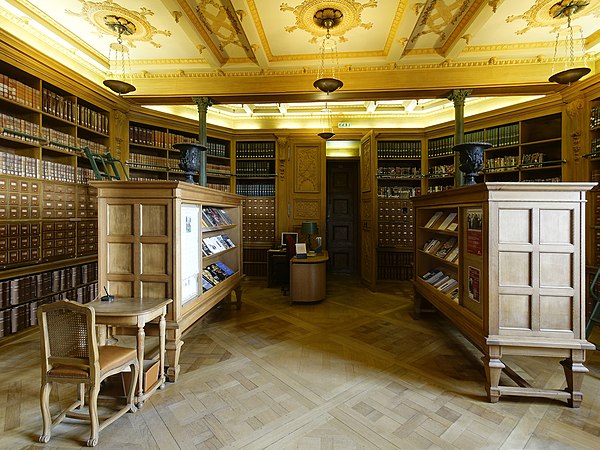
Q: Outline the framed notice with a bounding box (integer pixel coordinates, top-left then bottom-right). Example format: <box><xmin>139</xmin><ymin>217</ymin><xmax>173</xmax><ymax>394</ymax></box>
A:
<box><xmin>466</xmin><ymin>208</ymin><xmax>483</xmax><ymax>256</ymax></box>
<box><xmin>467</xmin><ymin>266</ymin><xmax>480</xmax><ymax>303</ymax></box>
<box><xmin>180</xmin><ymin>203</ymin><xmax>200</xmax><ymax>304</ymax></box>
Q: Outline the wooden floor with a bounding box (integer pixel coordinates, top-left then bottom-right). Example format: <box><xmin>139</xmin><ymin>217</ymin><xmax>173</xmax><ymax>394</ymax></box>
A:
<box><xmin>2</xmin><ymin>274</ymin><xmax>600</xmax><ymax>449</ymax></box>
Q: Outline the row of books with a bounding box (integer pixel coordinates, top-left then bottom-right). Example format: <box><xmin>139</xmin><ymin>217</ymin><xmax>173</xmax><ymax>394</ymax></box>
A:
<box><xmin>377</xmin><ymin>141</ymin><xmax>421</xmax><ymax>159</ymax></box>
<box><xmin>202</xmin><ymin>262</ymin><xmax>235</xmax><ymax>292</ymax></box>
<box><xmin>485</xmin><ymin>155</ymin><xmax>519</xmax><ymax>171</ymax></box>
<box><xmin>236</xmin><ymin>183</ymin><xmax>275</xmax><ymax>196</ymax></box>
<box><xmin>377</xmin><ymin>166</ymin><xmax>421</xmax><ymax>178</ymax></box>
<box><xmin>421</xmin><ymin>269</ymin><xmax>459</xmax><ymax>299</ymax></box>
<box><xmin>0</xmin><ymin>285</ymin><xmax>98</xmax><ymax>338</ymax></box>
<box><xmin>0</xmin><ymin>262</ymin><xmax>97</xmax><ymax>308</ymax></box>
<box><xmin>206</xmin><ymin>163</ymin><xmax>231</xmax><ymax>175</ymax></box>
<box><xmin>42</xmin><ymin>160</ymin><xmax>76</xmax><ymax>183</ymax></box>
<box><xmin>128</xmin><ymin>153</ymin><xmax>168</xmax><ymax>168</ymax></box>
<box><xmin>377</xmin><ymin>186</ymin><xmax>420</xmax><ymax>199</ymax></box>
<box><xmin>591</xmin><ymin>136</ymin><xmax>600</xmax><ymax>154</ymax></box>
<box><xmin>424</xmin><ymin>211</ymin><xmax>458</xmax><ymax>231</ymax></box>
<box><xmin>427</xmin><ymin>184</ymin><xmax>453</xmax><ymax>194</ymax></box>
<box><xmin>427</xmin><ymin>136</ymin><xmax>455</xmax><ymax>157</ymax></box>
<box><xmin>422</xmin><ymin>236</ymin><xmax>459</xmax><ymax>263</ymax></box>
<box><xmin>202</xmin><ymin>207</ymin><xmax>233</xmax><ymax>228</ymax></box>
<box><xmin>1</xmin><ymin>73</ymin><xmax>41</xmax><ymax>109</ymax></box>
<box><xmin>206</xmin><ymin>182</ymin><xmax>230</xmax><ymax>192</ymax></box>
<box><xmin>43</xmin><ymin>126</ymin><xmax>77</xmax><ymax>151</ymax></box>
<box><xmin>236</xmin><ymin>160</ymin><xmax>274</xmax><ymax>175</ymax></box>
<box><xmin>591</xmin><ymin>105</ymin><xmax>600</xmax><ymax>129</ymax></box>
<box><xmin>429</xmin><ymin>164</ymin><xmax>454</xmax><ymax>176</ymax></box>
<box><xmin>77</xmin><ymin>103</ymin><xmax>110</xmax><ymax>134</ymax></box>
<box><xmin>202</xmin><ymin>234</ymin><xmax>235</xmax><ymax>256</ymax></box>
<box><xmin>236</xmin><ymin>142</ymin><xmax>275</xmax><ymax>159</ymax></box>
<box><xmin>1</xmin><ymin>113</ymin><xmax>41</xmax><ymax>142</ymax></box>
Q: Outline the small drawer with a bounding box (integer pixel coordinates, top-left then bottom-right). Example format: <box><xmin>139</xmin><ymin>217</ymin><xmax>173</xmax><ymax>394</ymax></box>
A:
<box><xmin>30</xmin><ymin>208</ymin><xmax>40</xmax><ymax>219</ymax></box>
<box><xmin>8</xmin><ymin>194</ymin><xmax>18</xmax><ymax>205</ymax></box>
<box><xmin>8</xmin><ymin>179</ymin><xmax>19</xmax><ymax>192</ymax></box>
<box><xmin>8</xmin><ymin>250</ymin><xmax>20</xmax><ymax>264</ymax></box>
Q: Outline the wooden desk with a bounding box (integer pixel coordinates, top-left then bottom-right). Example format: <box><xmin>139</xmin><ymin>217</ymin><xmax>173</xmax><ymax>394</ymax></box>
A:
<box><xmin>91</xmin><ymin>297</ymin><xmax>172</xmax><ymax>408</ymax></box>
<box><xmin>290</xmin><ymin>251</ymin><xmax>329</xmax><ymax>302</ymax></box>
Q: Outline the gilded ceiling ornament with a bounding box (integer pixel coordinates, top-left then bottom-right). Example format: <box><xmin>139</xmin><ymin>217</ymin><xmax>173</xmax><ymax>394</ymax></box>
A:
<box><xmin>196</xmin><ymin>0</ymin><xmax>251</xmax><ymax>53</ymax></box>
<box><xmin>66</xmin><ymin>0</ymin><xmax>171</xmax><ymax>48</ymax></box>
<box><xmin>507</xmin><ymin>0</ymin><xmax>600</xmax><ymax>34</ymax></box>
<box><xmin>280</xmin><ymin>0</ymin><xmax>378</xmax><ymax>41</ymax></box>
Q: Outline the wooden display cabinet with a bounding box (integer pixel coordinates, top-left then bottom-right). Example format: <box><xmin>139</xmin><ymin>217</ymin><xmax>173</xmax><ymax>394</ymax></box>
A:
<box><xmin>92</xmin><ymin>180</ymin><xmax>243</xmax><ymax>382</ymax></box>
<box><xmin>413</xmin><ymin>182</ymin><xmax>596</xmax><ymax>407</ymax></box>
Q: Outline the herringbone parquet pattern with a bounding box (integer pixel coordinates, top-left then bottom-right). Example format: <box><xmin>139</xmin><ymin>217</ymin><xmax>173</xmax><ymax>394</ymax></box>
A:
<box><xmin>1</xmin><ymin>275</ymin><xmax>600</xmax><ymax>449</ymax></box>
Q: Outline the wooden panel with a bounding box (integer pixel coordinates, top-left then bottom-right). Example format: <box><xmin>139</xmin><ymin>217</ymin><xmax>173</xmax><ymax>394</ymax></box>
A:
<box><xmin>108</xmin><ymin>204</ymin><xmax>133</xmax><ymax>235</ymax></box>
<box><xmin>498</xmin><ymin>209</ymin><xmax>530</xmax><ymax>243</ymax></box>
<box><xmin>141</xmin><ymin>205</ymin><xmax>167</xmax><ymax>236</ymax></box>
<box><xmin>539</xmin><ymin>253</ymin><xmax>572</xmax><ymax>287</ymax></box>
<box><xmin>539</xmin><ymin>209</ymin><xmax>572</xmax><ymax>244</ymax></box>
<box><xmin>294</xmin><ymin>144</ymin><xmax>320</xmax><ymax>193</ymax></box>
<box><xmin>539</xmin><ymin>295</ymin><xmax>573</xmax><ymax>330</ymax></box>
<box><xmin>108</xmin><ymin>243</ymin><xmax>133</xmax><ymax>274</ymax></box>
<box><xmin>499</xmin><ymin>294</ymin><xmax>531</xmax><ymax>329</ymax></box>
<box><xmin>141</xmin><ymin>243</ymin><xmax>167</xmax><ymax>274</ymax></box>
<box><xmin>499</xmin><ymin>252</ymin><xmax>531</xmax><ymax>286</ymax></box>
<box><xmin>108</xmin><ymin>281</ymin><xmax>134</xmax><ymax>297</ymax></box>
<box><xmin>142</xmin><ymin>282</ymin><xmax>168</xmax><ymax>298</ymax></box>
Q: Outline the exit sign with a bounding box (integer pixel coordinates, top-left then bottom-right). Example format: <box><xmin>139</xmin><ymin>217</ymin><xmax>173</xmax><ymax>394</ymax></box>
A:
<box><xmin>338</xmin><ymin>122</ymin><xmax>351</xmax><ymax>128</ymax></box>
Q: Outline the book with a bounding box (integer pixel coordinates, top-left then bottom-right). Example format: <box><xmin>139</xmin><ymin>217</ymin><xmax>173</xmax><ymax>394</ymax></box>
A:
<box><xmin>439</xmin><ymin>278</ymin><xmax>458</xmax><ymax>293</ymax></box>
<box><xmin>423</xmin><ymin>270</ymin><xmax>445</xmax><ymax>284</ymax></box>
<box><xmin>432</xmin><ymin>274</ymin><xmax>450</xmax><ymax>288</ymax></box>
<box><xmin>423</xmin><ymin>238</ymin><xmax>441</xmax><ymax>253</ymax></box>
<box><xmin>438</xmin><ymin>212</ymin><xmax>457</xmax><ymax>230</ymax></box>
<box><xmin>446</xmin><ymin>215</ymin><xmax>459</xmax><ymax>231</ymax></box>
<box><xmin>421</xmin><ymin>269</ymin><xmax>441</xmax><ymax>281</ymax></box>
<box><xmin>435</xmin><ymin>237</ymin><xmax>457</xmax><ymax>258</ymax></box>
<box><xmin>424</xmin><ymin>211</ymin><xmax>443</xmax><ymax>228</ymax></box>
<box><xmin>445</xmin><ymin>246</ymin><xmax>460</xmax><ymax>263</ymax></box>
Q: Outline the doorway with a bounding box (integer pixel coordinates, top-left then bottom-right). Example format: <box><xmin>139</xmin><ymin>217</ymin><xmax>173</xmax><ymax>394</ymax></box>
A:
<box><xmin>326</xmin><ymin>159</ymin><xmax>359</xmax><ymax>274</ymax></box>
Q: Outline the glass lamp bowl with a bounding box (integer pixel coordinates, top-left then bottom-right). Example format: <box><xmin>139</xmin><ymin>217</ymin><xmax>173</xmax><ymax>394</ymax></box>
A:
<box><xmin>103</xmin><ymin>79</ymin><xmax>136</xmax><ymax>95</ymax></box>
<box><xmin>318</xmin><ymin>131</ymin><xmax>335</xmax><ymax>140</ymax></box>
<box><xmin>549</xmin><ymin>67</ymin><xmax>591</xmax><ymax>84</ymax></box>
<box><xmin>313</xmin><ymin>77</ymin><xmax>343</xmax><ymax>94</ymax></box>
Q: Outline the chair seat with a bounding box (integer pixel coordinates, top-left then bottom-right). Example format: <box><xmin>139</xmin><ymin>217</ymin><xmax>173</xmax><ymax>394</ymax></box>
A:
<box><xmin>98</xmin><ymin>346</ymin><xmax>137</xmax><ymax>373</ymax></box>
<box><xmin>47</xmin><ymin>346</ymin><xmax>136</xmax><ymax>379</ymax></box>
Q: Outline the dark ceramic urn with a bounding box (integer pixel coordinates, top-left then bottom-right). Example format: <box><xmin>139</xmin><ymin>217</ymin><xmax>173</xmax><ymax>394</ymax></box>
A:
<box><xmin>173</xmin><ymin>142</ymin><xmax>205</xmax><ymax>184</ymax></box>
<box><xmin>454</xmin><ymin>142</ymin><xmax>492</xmax><ymax>185</ymax></box>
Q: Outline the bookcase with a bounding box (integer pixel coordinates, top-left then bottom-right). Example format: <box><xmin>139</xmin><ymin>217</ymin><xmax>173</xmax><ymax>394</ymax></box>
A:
<box><xmin>0</xmin><ymin>58</ymin><xmax>107</xmax><ymax>337</ymax></box>
<box><xmin>128</xmin><ymin>122</ymin><xmax>232</xmax><ymax>188</ymax></box>
<box><xmin>374</xmin><ymin>139</ymin><xmax>423</xmax><ymax>281</ymax></box>
<box><xmin>413</xmin><ymin>182</ymin><xmax>596</xmax><ymax>407</ymax></box>
<box><xmin>426</xmin><ymin>135</ymin><xmax>455</xmax><ymax>193</ymax></box>
<box><xmin>92</xmin><ymin>180</ymin><xmax>243</xmax><ymax>382</ymax></box>
<box><xmin>235</xmin><ymin>140</ymin><xmax>276</xmax><ymax>277</ymax></box>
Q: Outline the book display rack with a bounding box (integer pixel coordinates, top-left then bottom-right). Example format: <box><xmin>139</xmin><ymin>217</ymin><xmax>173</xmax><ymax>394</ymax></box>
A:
<box><xmin>93</xmin><ymin>180</ymin><xmax>243</xmax><ymax>382</ymax></box>
<box><xmin>413</xmin><ymin>182</ymin><xmax>595</xmax><ymax>406</ymax></box>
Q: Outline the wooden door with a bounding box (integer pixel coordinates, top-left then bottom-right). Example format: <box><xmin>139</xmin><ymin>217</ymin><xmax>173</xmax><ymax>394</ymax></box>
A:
<box><xmin>326</xmin><ymin>159</ymin><xmax>359</xmax><ymax>274</ymax></box>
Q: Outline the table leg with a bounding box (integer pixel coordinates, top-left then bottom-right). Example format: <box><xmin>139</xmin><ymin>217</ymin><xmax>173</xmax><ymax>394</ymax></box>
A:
<box><xmin>136</xmin><ymin>324</ymin><xmax>145</xmax><ymax>408</ymax></box>
<box><xmin>159</xmin><ymin>310</ymin><xmax>166</xmax><ymax>389</ymax></box>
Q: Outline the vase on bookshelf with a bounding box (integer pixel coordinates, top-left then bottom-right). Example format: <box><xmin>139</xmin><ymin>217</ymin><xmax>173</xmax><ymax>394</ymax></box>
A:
<box><xmin>173</xmin><ymin>142</ymin><xmax>205</xmax><ymax>184</ymax></box>
<box><xmin>454</xmin><ymin>142</ymin><xmax>492</xmax><ymax>185</ymax></box>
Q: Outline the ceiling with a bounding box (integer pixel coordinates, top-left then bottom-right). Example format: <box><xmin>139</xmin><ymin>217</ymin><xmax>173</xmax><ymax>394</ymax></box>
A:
<box><xmin>1</xmin><ymin>0</ymin><xmax>599</xmax><ymax>129</ymax></box>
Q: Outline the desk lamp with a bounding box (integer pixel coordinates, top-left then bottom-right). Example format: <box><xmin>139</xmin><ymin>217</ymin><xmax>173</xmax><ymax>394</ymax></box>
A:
<box><xmin>300</xmin><ymin>222</ymin><xmax>319</xmax><ymax>252</ymax></box>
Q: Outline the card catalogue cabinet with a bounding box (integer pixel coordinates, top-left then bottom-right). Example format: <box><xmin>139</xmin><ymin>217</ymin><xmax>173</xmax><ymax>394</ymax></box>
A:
<box><xmin>413</xmin><ymin>182</ymin><xmax>596</xmax><ymax>407</ymax></box>
<box><xmin>92</xmin><ymin>180</ymin><xmax>243</xmax><ymax>382</ymax></box>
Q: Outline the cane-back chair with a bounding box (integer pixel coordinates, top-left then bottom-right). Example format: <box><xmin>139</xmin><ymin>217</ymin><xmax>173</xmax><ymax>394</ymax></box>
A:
<box><xmin>37</xmin><ymin>300</ymin><xmax>139</xmax><ymax>447</ymax></box>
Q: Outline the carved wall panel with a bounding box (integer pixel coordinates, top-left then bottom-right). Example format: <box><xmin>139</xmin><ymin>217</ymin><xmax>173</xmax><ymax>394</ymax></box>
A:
<box><xmin>293</xmin><ymin>199</ymin><xmax>320</xmax><ymax>220</ymax></box>
<box><xmin>361</xmin><ymin>135</ymin><xmax>372</xmax><ymax>193</ymax></box>
<box><xmin>294</xmin><ymin>144</ymin><xmax>321</xmax><ymax>193</ymax></box>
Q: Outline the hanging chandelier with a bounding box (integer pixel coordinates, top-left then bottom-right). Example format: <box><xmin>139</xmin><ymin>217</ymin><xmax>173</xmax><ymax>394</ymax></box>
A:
<box><xmin>313</xmin><ymin>8</ymin><xmax>343</xmax><ymax>94</ymax></box>
<box><xmin>548</xmin><ymin>0</ymin><xmax>590</xmax><ymax>84</ymax></box>
<box><xmin>103</xmin><ymin>15</ymin><xmax>136</xmax><ymax>95</ymax></box>
<box><xmin>317</xmin><ymin>102</ymin><xmax>335</xmax><ymax>140</ymax></box>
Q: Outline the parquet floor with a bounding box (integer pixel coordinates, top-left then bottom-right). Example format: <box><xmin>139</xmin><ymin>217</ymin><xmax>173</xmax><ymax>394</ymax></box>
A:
<box><xmin>2</xmin><ymin>274</ymin><xmax>600</xmax><ymax>449</ymax></box>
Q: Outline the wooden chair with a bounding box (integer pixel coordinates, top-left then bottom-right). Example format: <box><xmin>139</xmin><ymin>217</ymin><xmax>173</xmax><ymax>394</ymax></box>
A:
<box><xmin>37</xmin><ymin>300</ymin><xmax>139</xmax><ymax>447</ymax></box>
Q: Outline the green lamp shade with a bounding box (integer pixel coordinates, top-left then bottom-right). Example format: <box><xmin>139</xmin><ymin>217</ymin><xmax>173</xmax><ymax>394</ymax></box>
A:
<box><xmin>301</xmin><ymin>222</ymin><xmax>319</xmax><ymax>235</ymax></box>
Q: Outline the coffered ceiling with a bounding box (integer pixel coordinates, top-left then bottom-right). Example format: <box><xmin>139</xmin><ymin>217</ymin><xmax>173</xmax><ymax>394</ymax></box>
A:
<box><xmin>1</xmin><ymin>0</ymin><xmax>599</xmax><ymax>128</ymax></box>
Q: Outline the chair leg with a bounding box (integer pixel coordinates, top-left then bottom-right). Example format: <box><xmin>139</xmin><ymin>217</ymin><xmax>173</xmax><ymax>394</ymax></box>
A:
<box><xmin>87</xmin><ymin>383</ymin><xmax>100</xmax><ymax>447</ymax></box>
<box><xmin>78</xmin><ymin>383</ymin><xmax>86</xmax><ymax>408</ymax></box>
<box><xmin>39</xmin><ymin>381</ymin><xmax>52</xmax><ymax>443</ymax></box>
<box><xmin>126</xmin><ymin>362</ymin><xmax>138</xmax><ymax>413</ymax></box>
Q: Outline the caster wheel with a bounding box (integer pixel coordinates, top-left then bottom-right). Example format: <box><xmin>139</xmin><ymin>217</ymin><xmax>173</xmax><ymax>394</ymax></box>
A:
<box><xmin>159</xmin><ymin>383</ymin><xmax>166</xmax><ymax>390</ymax></box>
<box><xmin>128</xmin><ymin>403</ymin><xmax>137</xmax><ymax>413</ymax></box>
<box><xmin>39</xmin><ymin>434</ymin><xmax>50</xmax><ymax>443</ymax></box>
<box><xmin>87</xmin><ymin>437</ymin><xmax>98</xmax><ymax>447</ymax></box>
